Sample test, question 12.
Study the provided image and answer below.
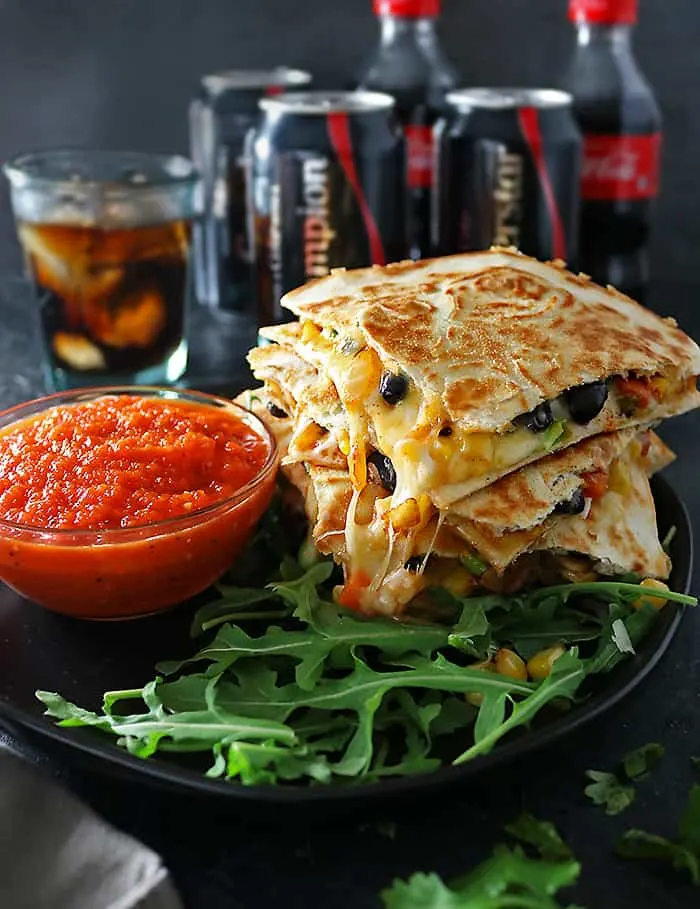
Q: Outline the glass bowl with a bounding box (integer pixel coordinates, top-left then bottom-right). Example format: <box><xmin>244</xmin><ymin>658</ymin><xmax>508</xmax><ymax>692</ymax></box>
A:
<box><xmin>0</xmin><ymin>386</ymin><xmax>278</xmax><ymax>619</ymax></box>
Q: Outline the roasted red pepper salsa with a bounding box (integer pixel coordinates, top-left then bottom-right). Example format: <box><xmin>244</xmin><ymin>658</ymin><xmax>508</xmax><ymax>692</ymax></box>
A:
<box><xmin>0</xmin><ymin>395</ymin><xmax>269</xmax><ymax>529</ymax></box>
<box><xmin>0</xmin><ymin>395</ymin><xmax>276</xmax><ymax>618</ymax></box>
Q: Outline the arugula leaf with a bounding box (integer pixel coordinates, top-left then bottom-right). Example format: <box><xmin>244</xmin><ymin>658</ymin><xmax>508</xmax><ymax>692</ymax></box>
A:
<box><xmin>505</xmin><ymin>813</ymin><xmax>574</xmax><ymax>862</ymax></box>
<box><xmin>453</xmin><ymin>651</ymin><xmax>586</xmax><ymax>764</ymax></box>
<box><xmin>623</xmin><ymin>743</ymin><xmax>665</xmax><ymax>781</ymax></box>
<box><xmin>35</xmin><ymin>549</ymin><xmax>692</xmax><ymax>786</ymax></box>
<box><xmin>618</xmin><ymin>787</ymin><xmax>700</xmax><ymax>886</ymax></box>
<box><xmin>381</xmin><ymin>846</ymin><xmax>582</xmax><ymax>909</ymax></box>
<box><xmin>584</xmin><ymin>770</ymin><xmax>635</xmax><ymax>816</ymax></box>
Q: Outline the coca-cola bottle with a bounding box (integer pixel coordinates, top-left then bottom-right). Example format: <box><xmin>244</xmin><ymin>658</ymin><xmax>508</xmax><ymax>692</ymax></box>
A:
<box><xmin>565</xmin><ymin>0</ymin><xmax>662</xmax><ymax>304</ymax></box>
<box><xmin>356</xmin><ymin>0</ymin><xmax>458</xmax><ymax>259</ymax></box>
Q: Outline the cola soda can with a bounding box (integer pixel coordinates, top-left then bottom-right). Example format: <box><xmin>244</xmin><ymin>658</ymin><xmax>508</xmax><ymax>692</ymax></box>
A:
<box><xmin>433</xmin><ymin>88</ymin><xmax>582</xmax><ymax>265</ymax></box>
<box><xmin>189</xmin><ymin>67</ymin><xmax>311</xmax><ymax>315</ymax></box>
<box><xmin>249</xmin><ymin>91</ymin><xmax>408</xmax><ymax>325</ymax></box>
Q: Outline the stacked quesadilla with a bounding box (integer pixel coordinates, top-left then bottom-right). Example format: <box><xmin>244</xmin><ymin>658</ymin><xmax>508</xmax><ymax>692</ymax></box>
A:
<box><xmin>241</xmin><ymin>248</ymin><xmax>700</xmax><ymax>616</ymax></box>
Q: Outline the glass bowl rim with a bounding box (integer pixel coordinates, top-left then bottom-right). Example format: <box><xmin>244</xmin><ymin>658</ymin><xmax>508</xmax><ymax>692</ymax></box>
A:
<box><xmin>0</xmin><ymin>385</ymin><xmax>278</xmax><ymax>544</ymax></box>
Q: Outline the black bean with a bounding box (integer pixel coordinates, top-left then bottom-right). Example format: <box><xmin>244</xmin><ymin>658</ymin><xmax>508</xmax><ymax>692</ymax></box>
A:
<box><xmin>266</xmin><ymin>402</ymin><xmax>288</xmax><ymax>419</ymax></box>
<box><xmin>564</xmin><ymin>381</ymin><xmax>608</xmax><ymax>424</ymax></box>
<box><xmin>553</xmin><ymin>489</ymin><xmax>586</xmax><ymax>515</ymax></box>
<box><xmin>515</xmin><ymin>401</ymin><xmax>554</xmax><ymax>433</ymax></box>
<box><xmin>379</xmin><ymin>372</ymin><xmax>408</xmax><ymax>405</ymax></box>
<box><xmin>367</xmin><ymin>450</ymin><xmax>396</xmax><ymax>492</ymax></box>
<box><xmin>439</xmin><ymin>425</ymin><xmax>453</xmax><ymax>437</ymax></box>
<box><xmin>404</xmin><ymin>555</ymin><xmax>425</xmax><ymax>572</ymax></box>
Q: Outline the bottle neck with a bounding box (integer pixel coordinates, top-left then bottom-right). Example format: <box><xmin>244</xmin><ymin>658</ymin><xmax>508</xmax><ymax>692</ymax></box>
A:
<box><xmin>378</xmin><ymin>14</ymin><xmax>440</xmax><ymax>49</ymax></box>
<box><xmin>575</xmin><ymin>22</ymin><xmax>634</xmax><ymax>53</ymax></box>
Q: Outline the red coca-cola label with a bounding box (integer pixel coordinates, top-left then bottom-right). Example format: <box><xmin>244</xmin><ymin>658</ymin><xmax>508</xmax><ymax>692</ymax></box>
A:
<box><xmin>569</xmin><ymin>0</ymin><xmax>637</xmax><ymax>24</ymax></box>
<box><xmin>580</xmin><ymin>133</ymin><xmax>662</xmax><ymax>200</ymax></box>
<box><xmin>406</xmin><ymin>124</ymin><xmax>434</xmax><ymax>189</ymax></box>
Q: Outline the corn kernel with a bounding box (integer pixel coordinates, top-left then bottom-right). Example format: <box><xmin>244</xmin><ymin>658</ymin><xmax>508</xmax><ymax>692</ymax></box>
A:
<box><xmin>608</xmin><ymin>459</ymin><xmax>631</xmax><ymax>496</ymax></box>
<box><xmin>442</xmin><ymin>567</ymin><xmax>476</xmax><ymax>597</ymax></box>
<box><xmin>301</xmin><ymin>320</ymin><xmax>320</xmax><ymax>343</ymax></box>
<box><xmin>390</xmin><ymin>498</ymin><xmax>421</xmax><ymax>531</ymax></box>
<box><xmin>337</xmin><ymin>430</ymin><xmax>351</xmax><ymax>456</ymax></box>
<box><xmin>651</xmin><ymin>375</ymin><xmax>670</xmax><ymax>397</ymax></box>
<box><xmin>294</xmin><ymin>422</ymin><xmax>324</xmax><ymax>452</ymax></box>
<box><xmin>417</xmin><ymin>493</ymin><xmax>435</xmax><ymax>530</ymax></box>
<box><xmin>494</xmin><ymin>648</ymin><xmax>528</xmax><ymax>681</ymax></box>
<box><xmin>465</xmin><ymin>659</ymin><xmax>494</xmax><ymax>706</ymax></box>
<box><xmin>527</xmin><ymin>645</ymin><xmax>565</xmax><ymax>681</ymax></box>
<box><xmin>632</xmin><ymin>578</ymin><xmax>669</xmax><ymax>611</ymax></box>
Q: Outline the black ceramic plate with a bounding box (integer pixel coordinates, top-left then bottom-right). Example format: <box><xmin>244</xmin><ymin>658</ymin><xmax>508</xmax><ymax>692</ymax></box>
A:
<box><xmin>0</xmin><ymin>476</ymin><xmax>692</xmax><ymax>804</ymax></box>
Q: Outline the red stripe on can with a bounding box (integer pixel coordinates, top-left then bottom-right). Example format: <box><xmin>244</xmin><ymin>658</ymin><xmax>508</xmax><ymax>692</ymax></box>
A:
<box><xmin>327</xmin><ymin>112</ymin><xmax>386</xmax><ymax>265</ymax></box>
<box><xmin>517</xmin><ymin>106</ymin><xmax>567</xmax><ymax>261</ymax></box>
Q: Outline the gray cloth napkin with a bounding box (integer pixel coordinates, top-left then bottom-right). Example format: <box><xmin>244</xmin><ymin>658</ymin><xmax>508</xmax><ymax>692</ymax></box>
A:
<box><xmin>0</xmin><ymin>737</ymin><xmax>184</xmax><ymax>909</ymax></box>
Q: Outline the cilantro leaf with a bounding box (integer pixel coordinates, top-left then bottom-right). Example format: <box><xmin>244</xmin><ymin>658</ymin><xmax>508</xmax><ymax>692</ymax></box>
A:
<box><xmin>618</xmin><ymin>831</ymin><xmax>699</xmax><ymax>885</ymax></box>
<box><xmin>679</xmin><ymin>784</ymin><xmax>700</xmax><ymax>856</ymax></box>
<box><xmin>505</xmin><ymin>813</ymin><xmax>574</xmax><ymax>862</ymax></box>
<box><xmin>381</xmin><ymin>846</ymin><xmax>581</xmax><ymax>908</ymax></box>
<box><xmin>623</xmin><ymin>743</ymin><xmax>665</xmax><ymax>781</ymax></box>
<box><xmin>617</xmin><ymin>784</ymin><xmax>700</xmax><ymax>885</ymax></box>
<box><xmin>584</xmin><ymin>770</ymin><xmax>635</xmax><ymax>815</ymax></box>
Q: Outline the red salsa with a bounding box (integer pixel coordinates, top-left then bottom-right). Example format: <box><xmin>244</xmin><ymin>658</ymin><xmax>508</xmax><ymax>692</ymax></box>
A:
<box><xmin>0</xmin><ymin>395</ymin><xmax>270</xmax><ymax>530</ymax></box>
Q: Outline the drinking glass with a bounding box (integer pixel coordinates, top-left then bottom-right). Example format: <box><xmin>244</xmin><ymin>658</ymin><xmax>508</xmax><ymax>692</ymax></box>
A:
<box><xmin>4</xmin><ymin>149</ymin><xmax>201</xmax><ymax>390</ymax></box>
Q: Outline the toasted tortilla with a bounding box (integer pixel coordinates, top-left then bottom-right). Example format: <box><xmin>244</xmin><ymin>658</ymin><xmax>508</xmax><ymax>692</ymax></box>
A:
<box><xmin>273</xmin><ymin>248</ymin><xmax>699</xmax><ymax>503</ymax></box>
<box><xmin>283</xmin><ymin>248</ymin><xmax>700</xmax><ymax>426</ymax></box>
<box><xmin>446</xmin><ymin>430</ymin><xmax>674</xmax><ymax>572</ymax></box>
<box><xmin>536</xmin><ymin>447</ymin><xmax>671</xmax><ymax>579</ymax></box>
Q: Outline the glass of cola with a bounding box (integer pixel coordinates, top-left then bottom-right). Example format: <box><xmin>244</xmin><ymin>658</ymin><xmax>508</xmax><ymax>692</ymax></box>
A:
<box><xmin>4</xmin><ymin>150</ymin><xmax>200</xmax><ymax>390</ymax></box>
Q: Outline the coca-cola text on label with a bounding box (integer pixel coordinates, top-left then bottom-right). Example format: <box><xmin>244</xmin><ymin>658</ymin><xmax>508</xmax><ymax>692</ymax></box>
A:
<box><xmin>580</xmin><ymin>133</ymin><xmax>661</xmax><ymax>200</ymax></box>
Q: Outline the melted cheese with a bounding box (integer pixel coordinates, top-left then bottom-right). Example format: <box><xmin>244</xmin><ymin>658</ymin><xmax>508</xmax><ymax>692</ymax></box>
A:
<box><xmin>297</xmin><ymin>319</ymin><xmax>549</xmax><ymax>507</ymax></box>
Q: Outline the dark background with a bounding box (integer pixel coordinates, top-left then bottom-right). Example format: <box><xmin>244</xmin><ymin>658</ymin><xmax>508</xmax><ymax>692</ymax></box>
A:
<box><xmin>1</xmin><ymin>4</ymin><xmax>700</xmax><ymax>908</ymax></box>
<box><xmin>0</xmin><ymin>0</ymin><xmax>697</xmax><ymax>284</ymax></box>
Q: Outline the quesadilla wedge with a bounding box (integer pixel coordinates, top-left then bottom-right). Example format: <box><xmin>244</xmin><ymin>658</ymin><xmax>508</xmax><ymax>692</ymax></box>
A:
<box><xmin>250</xmin><ymin>417</ymin><xmax>674</xmax><ymax>615</ymax></box>
<box><xmin>271</xmin><ymin>248</ymin><xmax>700</xmax><ymax>516</ymax></box>
<box><xmin>446</xmin><ymin>429</ymin><xmax>674</xmax><ymax>574</ymax></box>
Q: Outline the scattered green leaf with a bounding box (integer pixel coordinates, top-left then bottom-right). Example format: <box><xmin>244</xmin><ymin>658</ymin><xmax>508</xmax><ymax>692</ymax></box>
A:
<box><xmin>584</xmin><ymin>770</ymin><xmax>635</xmax><ymax>816</ymax></box>
<box><xmin>381</xmin><ymin>846</ymin><xmax>582</xmax><ymax>909</ymax></box>
<box><xmin>618</xmin><ymin>784</ymin><xmax>700</xmax><ymax>885</ymax></box>
<box><xmin>504</xmin><ymin>812</ymin><xmax>574</xmax><ymax>862</ymax></box>
<box><xmin>623</xmin><ymin>743</ymin><xmax>665</xmax><ymax>781</ymax></box>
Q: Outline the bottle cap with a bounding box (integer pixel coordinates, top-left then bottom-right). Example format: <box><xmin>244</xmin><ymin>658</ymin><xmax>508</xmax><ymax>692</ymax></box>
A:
<box><xmin>568</xmin><ymin>0</ymin><xmax>637</xmax><ymax>24</ymax></box>
<box><xmin>374</xmin><ymin>0</ymin><xmax>440</xmax><ymax>17</ymax></box>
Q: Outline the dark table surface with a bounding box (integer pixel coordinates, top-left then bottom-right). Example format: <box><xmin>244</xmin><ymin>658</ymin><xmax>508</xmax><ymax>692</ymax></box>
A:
<box><xmin>1</xmin><ymin>277</ymin><xmax>699</xmax><ymax>909</ymax></box>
